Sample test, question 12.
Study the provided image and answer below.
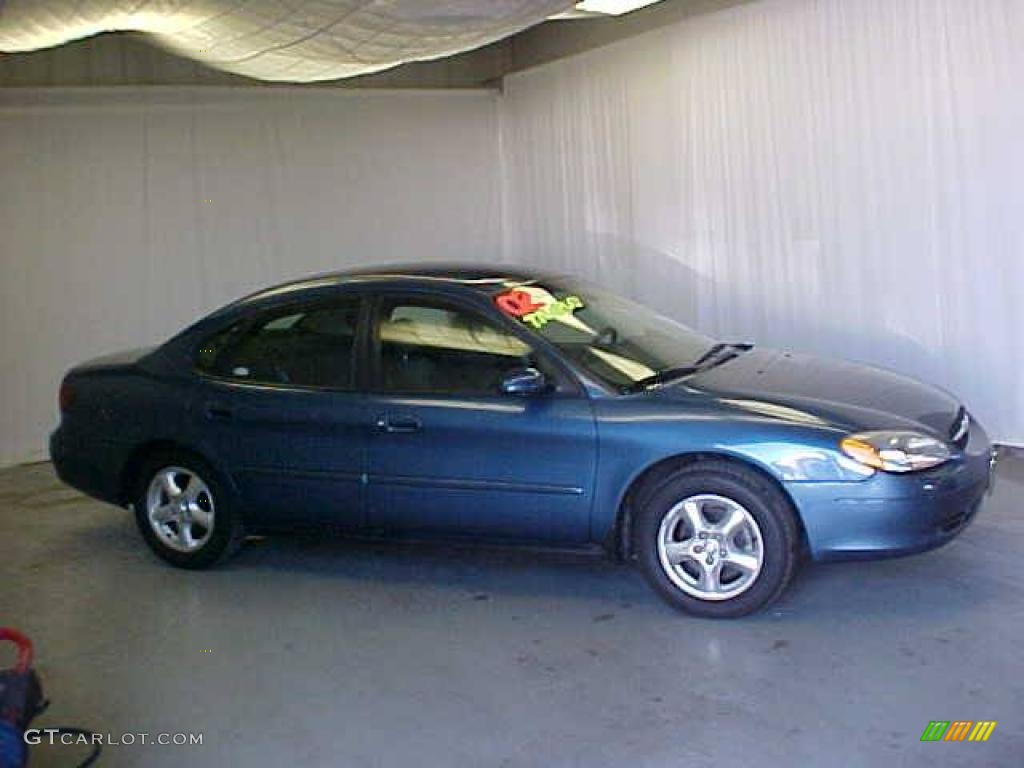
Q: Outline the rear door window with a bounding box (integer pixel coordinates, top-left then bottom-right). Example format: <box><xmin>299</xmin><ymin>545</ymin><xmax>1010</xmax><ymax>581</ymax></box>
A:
<box><xmin>196</xmin><ymin>298</ymin><xmax>362</xmax><ymax>390</ymax></box>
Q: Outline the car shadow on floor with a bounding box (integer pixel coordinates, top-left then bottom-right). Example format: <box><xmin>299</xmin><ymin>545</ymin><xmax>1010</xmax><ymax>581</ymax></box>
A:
<box><xmin>227</xmin><ymin>530</ymin><xmax>648</xmax><ymax>599</ymax></box>
<box><xmin>86</xmin><ymin>514</ymin><xmax>1008</xmax><ymax>623</ymax></box>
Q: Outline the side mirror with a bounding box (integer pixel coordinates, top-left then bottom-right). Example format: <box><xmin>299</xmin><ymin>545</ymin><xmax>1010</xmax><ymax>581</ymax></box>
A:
<box><xmin>501</xmin><ymin>367</ymin><xmax>549</xmax><ymax>396</ymax></box>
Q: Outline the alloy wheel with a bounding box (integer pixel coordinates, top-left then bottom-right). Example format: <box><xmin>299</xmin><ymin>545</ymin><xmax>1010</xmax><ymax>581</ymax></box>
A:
<box><xmin>656</xmin><ymin>493</ymin><xmax>763</xmax><ymax>601</ymax></box>
<box><xmin>146</xmin><ymin>466</ymin><xmax>216</xmax><ymax>553</ymax></box>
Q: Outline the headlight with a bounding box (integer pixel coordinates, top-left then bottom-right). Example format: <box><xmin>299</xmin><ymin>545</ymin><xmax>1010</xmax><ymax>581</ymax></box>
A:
<box><xmin>840</xmin><ymin>431</ymin><xmax>952</xmax><ymax>473</ymax></box>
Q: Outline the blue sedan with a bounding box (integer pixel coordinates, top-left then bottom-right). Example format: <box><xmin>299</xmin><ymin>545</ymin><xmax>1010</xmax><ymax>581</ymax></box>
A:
<box><xmin>50</xmin><ymin>265</ymin><xmax>995</xmax><ymax>616</ymax></box>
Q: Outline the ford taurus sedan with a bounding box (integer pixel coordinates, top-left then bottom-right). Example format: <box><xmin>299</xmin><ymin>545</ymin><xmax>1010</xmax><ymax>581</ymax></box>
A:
<box><xmin>50</xmin><ymin>265</ymin><xmax>995</xmax><ymax>617</ymax></box>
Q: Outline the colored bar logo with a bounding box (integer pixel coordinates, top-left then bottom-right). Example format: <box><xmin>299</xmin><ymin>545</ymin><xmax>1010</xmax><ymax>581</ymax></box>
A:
<box><xmin>921</xmin><ymin>721</ymin><xmax>997</xmax><ymax>742</ymax></box>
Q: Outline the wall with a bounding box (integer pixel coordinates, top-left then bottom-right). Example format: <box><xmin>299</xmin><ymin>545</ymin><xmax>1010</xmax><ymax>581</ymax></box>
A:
<box><xmin>508</xmin><ymin>0</ymin><xmax>757</xmax><ymax>75</ymax></box>
<box><xmin>0</xmin><ymin>87</ymin><xmax>501</xmax><ymax>464</ymax></box>
<box><xmin>500</xmin><ymin>0</ymin><xmax>1024</xmax><ymax>444</ymax></box>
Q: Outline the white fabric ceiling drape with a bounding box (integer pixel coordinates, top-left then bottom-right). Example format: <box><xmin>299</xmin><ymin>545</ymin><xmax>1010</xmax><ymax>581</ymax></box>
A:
<box><xmin>0</xmin><ymin>1</ymin><xmax>573</xmax><ymax>81</ymax></box>
<box><xmin>500</xmin><ymin>0</ymin><xmax>1024</xmax><ymax>444</ymax></box>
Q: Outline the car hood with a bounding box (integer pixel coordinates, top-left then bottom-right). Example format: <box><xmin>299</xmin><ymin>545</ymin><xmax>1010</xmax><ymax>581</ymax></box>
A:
<box><xmin>660</xmin><ymin>348</ymin><xmax>960</xmax><ymax>436</ymax></box>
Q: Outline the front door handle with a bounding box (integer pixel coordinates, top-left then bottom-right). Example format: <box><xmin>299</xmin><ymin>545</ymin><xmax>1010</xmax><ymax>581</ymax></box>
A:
<box><xmin>375</xmin><ymin>414</ymin><xmax>422</xmax><ymax>434</ymax></box>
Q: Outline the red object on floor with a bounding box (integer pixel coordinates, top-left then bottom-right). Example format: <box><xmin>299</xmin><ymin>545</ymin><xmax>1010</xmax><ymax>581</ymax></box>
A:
<box><xmin>0</xmin><ymin>629</ymin><xmax>32</xmax><ymax>677</ymax></box>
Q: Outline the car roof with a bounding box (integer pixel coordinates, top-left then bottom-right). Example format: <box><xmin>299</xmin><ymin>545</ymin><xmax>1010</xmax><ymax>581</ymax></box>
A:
<box><xmin>226</xmin><ymin>262</ymin><xmax>563</xmax><ymax>313</ymax></box>
<box><xmin>343</xmin><ymin>262</ymin><xmax>553</xmax><ymax>284</ymax></box>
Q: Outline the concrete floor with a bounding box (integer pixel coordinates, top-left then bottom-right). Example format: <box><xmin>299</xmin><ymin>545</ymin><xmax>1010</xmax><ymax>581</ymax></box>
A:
<box><xmin>2</xmin><ymin>457</ymin><xmax>1022</xmax><ymax>768</ymax></box>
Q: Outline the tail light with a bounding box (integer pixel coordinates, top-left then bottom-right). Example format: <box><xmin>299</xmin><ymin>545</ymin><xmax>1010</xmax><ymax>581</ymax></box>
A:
<box><xmin>58</xmin><ymin>380</ymin><xmax>75</xmax><ymax>412</ymax></box>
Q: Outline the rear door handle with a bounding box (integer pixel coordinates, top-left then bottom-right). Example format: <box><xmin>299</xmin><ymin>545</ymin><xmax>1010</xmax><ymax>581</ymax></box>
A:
<box><xmin>204</xmin><ymin>403</ymin><xmax>234</xmax><ymax>422</ymax></box>
<box><xmin>375</xmin><ymin>414</ymin><xmax>422</xmax><ymax>434</ymax></box>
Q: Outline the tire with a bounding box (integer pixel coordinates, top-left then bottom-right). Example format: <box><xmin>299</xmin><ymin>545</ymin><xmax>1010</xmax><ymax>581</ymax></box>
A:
<box><xmin>633</xmin><ymin>460</ymin><xmax>799</xmax><ymax>618</ymax></box>
<box><xmin>132</xmin><ymin>451</ymin><xmax>245</xmax><ymax>569</ymax></box>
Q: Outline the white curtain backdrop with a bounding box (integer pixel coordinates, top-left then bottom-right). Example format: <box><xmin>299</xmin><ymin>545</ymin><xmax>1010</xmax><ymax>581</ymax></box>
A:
<box><xmin>2</xmin><ymin>0</ymin><xmax>1022</xmax><ymax>466</ymax></box>
<box><xmin>499</xmin><ymin>0</ymin><xmax>1024</xmax><ymax>445</ymax></box>
<box><xmin>0</xmin><ymin>87</ymin><xmax>501</xmax><ymax>464</ymax></box>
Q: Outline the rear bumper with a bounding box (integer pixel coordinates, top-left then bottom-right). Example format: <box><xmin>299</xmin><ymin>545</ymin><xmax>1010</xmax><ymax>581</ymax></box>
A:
<box><xmin>50</xmin><ymin>426</ymin><xmax>125</xmax><ymax>505</ymax></box>
<box><xmin>789</xmin><ymin>422</ymin><xmax>995</xmax><ymax>562</ymax></box>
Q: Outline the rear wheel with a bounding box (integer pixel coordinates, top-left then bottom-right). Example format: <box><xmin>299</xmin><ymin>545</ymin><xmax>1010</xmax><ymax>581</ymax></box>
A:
<box><xmin>133</xmin><ymin>452</ymin><xmax>244</xmax><ymax>569</ymax></box>
<box><xmin>633</xmin><ymin>461</ymin><xmax>799</xmax><ymax>617</ymax></box>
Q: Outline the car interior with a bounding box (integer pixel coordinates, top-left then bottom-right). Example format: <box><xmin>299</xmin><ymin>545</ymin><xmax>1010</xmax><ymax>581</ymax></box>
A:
<box><xmin>200</xmin><ymin>304</ymin><xmax>359</xmax><ymax>389</ymax></box>
<box><xmin>378</xmin><ymin>303</ymin><xmax>534</xmax><ymax>395</ymax></box>
<box><xmin>197</xmin><ymin>298</ymin><xmax>540</xmax><ymax>395</ymax></box>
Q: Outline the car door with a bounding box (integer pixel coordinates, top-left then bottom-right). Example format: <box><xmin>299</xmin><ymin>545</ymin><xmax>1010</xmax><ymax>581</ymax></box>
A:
<box><xmin>364</xmin><ymin>292</ymin><xmax>597</xmax><ymax>543</ymax></box>
<box><xmin>192</xmin><ymin>293</ymin><xmax>369</xmax><ymax>529</ymax></box>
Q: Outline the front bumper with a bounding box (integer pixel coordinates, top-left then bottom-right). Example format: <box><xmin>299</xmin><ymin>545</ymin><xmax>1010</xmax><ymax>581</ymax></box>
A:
<box><xmin>789</xmin><ymin>421</ymin><xmax>994</xmax><ymax>562</ymax></box>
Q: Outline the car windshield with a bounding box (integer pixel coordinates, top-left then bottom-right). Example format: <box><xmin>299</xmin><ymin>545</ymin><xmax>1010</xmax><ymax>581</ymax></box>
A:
<box><xmin>491</xmin><ymin>278</ymin><xmax>719</xmax><ymax>392</ymax></box>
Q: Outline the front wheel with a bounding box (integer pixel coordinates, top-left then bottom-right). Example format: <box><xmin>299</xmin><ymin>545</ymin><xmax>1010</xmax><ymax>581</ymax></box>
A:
<box><xmin>633</xmin><ymin>461</ymin><xmax>800</xmax><ymax>618</ymax></box>
<box><xmin>133</xmin><ymin>452</ymin><xmax>244</xmax><ymax>569</ymax></box>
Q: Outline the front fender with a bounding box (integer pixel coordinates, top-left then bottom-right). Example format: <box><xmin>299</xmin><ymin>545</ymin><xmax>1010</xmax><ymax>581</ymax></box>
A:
<box><xmin>589</xmin><ymin>398</ymin><xmax>867</xmax><ymax>543</ymax></box>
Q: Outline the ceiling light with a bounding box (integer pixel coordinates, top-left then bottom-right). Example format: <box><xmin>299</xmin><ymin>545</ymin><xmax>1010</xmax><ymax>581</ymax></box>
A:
<box><xmin>573</xmin><ymin>0</ymin><xmax>664</xmax><ymax>15</ymax></box>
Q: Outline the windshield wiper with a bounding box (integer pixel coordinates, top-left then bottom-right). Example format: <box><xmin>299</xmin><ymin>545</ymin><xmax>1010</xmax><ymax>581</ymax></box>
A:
<box><xmin>624</xmin><ymin>365</ymin><xmax>701</xmax><ymax>393</ymax></box>
<box><xmin>690</xmin><ymin>342</ymin><xmax>727</xmax><ymax>366</ymax></box>
<box><xmin>625</xmin><ymin>342</ymin><xmax>752</xmax><ymax>393</ymax></box>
